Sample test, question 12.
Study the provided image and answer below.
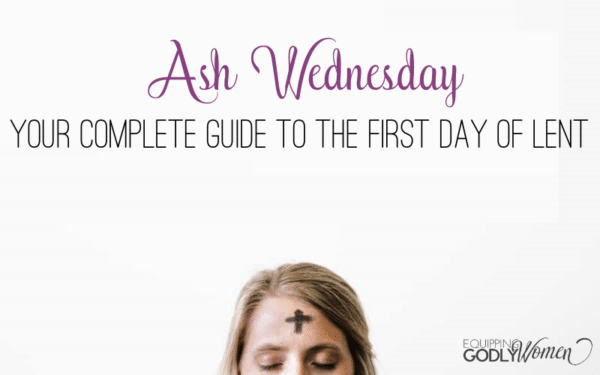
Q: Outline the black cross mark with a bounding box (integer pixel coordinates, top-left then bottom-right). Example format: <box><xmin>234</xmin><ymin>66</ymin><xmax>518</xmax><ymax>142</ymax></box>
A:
<box><xmin>285</xmin><ymin>309</ymin><xmax>312</xmax><ymax>334</ymax></box>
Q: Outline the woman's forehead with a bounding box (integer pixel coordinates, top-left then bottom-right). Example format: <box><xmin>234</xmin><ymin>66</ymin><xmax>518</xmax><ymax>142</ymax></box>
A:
<box><xmin>244</xmin><ymin>296</ymin><xmax>346</xmax><ymax>351</ymax></box>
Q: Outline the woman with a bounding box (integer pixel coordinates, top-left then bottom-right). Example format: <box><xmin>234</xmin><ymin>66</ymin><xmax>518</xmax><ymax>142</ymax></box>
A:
<box><xmin>221</xmin><ymin>263</ymin><xmax>376</xmax><ymax>375</ymax></box>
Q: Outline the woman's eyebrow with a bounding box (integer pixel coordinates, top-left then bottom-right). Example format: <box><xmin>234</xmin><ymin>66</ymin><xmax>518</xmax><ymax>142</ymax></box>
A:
<box><xmin>306</xmin><ymin>343</ymin><xmax>341</xmax><ymax>356</ymax></box>
<box><xmin>255</xmin><ymin>344</ymin><xmax>286</xmax><ymax>353</ymax></box>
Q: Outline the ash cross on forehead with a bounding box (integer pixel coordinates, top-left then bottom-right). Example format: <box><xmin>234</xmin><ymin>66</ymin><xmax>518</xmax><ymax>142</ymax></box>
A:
<box><xmin>285</xmin><ymin>309</ymin><xmax>312</xmax><ymax>334</ymax></box>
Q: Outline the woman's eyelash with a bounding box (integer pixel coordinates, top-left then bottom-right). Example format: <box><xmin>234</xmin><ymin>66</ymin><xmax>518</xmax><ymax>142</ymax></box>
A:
<box><xmin>259</xmin><ymin>363</ymin><xmax>282</xmax><ymax>371</ymax></box>
<box><xmin>312</xmin><ymin>362</ymin><xmax>336</xmax><ymax>370</ymax></box>
<box><xmin>259</xmin><ymin>363</ymin><xmax>336</xmax><ymax>371</ymax></box>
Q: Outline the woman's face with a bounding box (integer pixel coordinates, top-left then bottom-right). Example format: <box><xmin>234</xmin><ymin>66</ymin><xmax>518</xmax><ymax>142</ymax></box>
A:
<box><xmin>239</xmin><ymin>296</ymin><xmax>355</xmax><ymax>375</ymax></box>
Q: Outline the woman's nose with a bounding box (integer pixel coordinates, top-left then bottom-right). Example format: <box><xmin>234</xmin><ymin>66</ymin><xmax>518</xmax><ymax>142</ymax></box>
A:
<box><xmin>283</xmin><ymin>357</ymin><xmax>308</xmax><ymax>375</ymax></box>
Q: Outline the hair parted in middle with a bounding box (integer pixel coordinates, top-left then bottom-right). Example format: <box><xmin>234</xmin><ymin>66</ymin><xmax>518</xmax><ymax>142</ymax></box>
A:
<box><xmin>220</xmin><ymin>262</ymin><xmax>376</xmax><ymax>375</ymax></box>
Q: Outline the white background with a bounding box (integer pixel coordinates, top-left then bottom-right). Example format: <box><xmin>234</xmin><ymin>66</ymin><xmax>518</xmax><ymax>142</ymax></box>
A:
<box><xmin>0</xmin><ymin>1</ymin><xmax>598</xmax><ymax>375</ymax></box>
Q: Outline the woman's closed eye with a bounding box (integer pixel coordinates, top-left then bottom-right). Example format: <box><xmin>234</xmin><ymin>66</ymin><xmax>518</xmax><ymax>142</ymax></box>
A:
<box><xmin>311</xmin><ymin>350</ymin><xmax>339</xmax><ymax>371</ymax></box>
<box><xmin>312</xmin><ymin>361</ymin><xmax>337</xmax><ymax>370</ymax></box>
<box><xmin>257</xmin><ymin>353</ymin><xmax>284</xmax><ymax>371</ymax></box>
<box><xmin>259</xmin><ymin>363</ymin><xmax>282</xmax><ymax>371</ymax></box>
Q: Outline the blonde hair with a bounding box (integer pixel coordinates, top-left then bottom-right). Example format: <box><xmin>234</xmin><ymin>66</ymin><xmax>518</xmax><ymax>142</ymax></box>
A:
<box><xmin>220</xmin><ymin>262</ymin><xmax>376</xmax><ymax>375</ymax></box>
